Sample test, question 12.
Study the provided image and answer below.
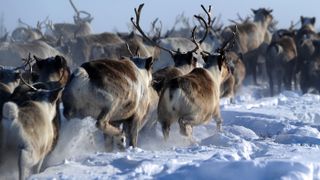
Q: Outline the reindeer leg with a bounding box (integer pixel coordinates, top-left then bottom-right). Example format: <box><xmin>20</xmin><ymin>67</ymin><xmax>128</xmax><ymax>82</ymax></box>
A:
<box><xmin>104</xmin><ymin>134</ymin><xmax>114</xmax><ymax>152</ymax></box>
<box><xmin>213</xmin><ymin>110</ymin><xmax>223</xmax><ymax>132</ymax></box>
<box><xmin>96</xmin><ymin>107</ymin><xmax>122</xmax><ymax>136</ymax></box>
<box><xmin>127</xmin><ymin>115</ymin><xmax>141</xmax><ymax>148</ymax></box>
<box><xmin>178</xmin><ymin>119</ymin><xmax>197</xmax><ymax>145</ymax></box>
<box><xmin>19</xmin><ymin>147</ymin><xmax>33</xmax><ymax>180</ymax></box>
<box><xmin>253</xmin><ymin>60</ymin><xmax>258</xmax><ymax>85</ymax></box>
<box><xmin>35</xmin><ymin>157</ymin><xmax>44</xmax><ymax>174</ymax></box>
<box><xmin>112</xmin><ymin>121</ymin><xmax>126</xmax><ymax>151</ymax></box>
<box><xmin>96</xmin><ymin>107</ymin><xmax>125</xmax><ymax>151</ymax></box>
<box><xmin>267</xmin><ymin>67</ymin><xmax>274</xmax><ymax>96</ymax></box>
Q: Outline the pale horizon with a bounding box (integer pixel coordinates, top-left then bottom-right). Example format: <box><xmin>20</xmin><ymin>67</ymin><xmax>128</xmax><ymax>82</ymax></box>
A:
<box><xmin>1</xmin><ymin>0</ymin><xmax>319</xmax><ymax>34</ymax></box>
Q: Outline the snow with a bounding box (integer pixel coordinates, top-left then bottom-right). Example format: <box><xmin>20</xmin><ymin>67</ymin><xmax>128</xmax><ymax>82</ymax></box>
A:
<box><xmin>4</xmin><ymin>85</ymin><xmax>320</xmax><ymax>179</ymax></box>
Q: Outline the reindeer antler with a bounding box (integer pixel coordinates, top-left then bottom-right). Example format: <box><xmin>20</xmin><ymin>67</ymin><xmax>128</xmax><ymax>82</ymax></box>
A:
<box><xmin>131</xmin><ymin>3</ymin><xmax>178</xmax><ymax>57</ymax></box>
<box><xmin>18</xmin><ymin>18</ymin><xmax>31</xmax><ymax>29</ymax></box>
<box><xmin>125</xmin><ymin>43</ymin><xmax>140</xmax><ymax>57</ymax></box>
<box><xmin>15</xmin><ymin>53</ymin><xmax>35</xmax><ymax>71</ymax></box>
<box><xmin>69</xmin><ymin>0</ymin><xmax>93</xmax><ymax>24</ymax></box>
<box><xmin>19</xmin><ymin>73</ymin><xmax>38</xmax><ymax>91</ymax></box>
<box><xmin>189</xmin><ymin>5</ymin><xmax>213</xmax><ymax>53</ymax></box>
<box><xmin>125</xmin><ymin>43</ymin><xmax>134</xmax><ymax>57</ymax></box>
<box><xmin>36</xmin><ymin>16</ymin><xmax>49</xmax><ymax>30</ymax></box>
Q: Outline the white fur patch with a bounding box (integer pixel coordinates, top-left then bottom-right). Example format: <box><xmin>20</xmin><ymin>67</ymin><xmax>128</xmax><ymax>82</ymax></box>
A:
<box><xmin>73</xmin><ymin>67</ymin><xmax>88</xmax><ymax>78</ymax></box>
<box><xmin>2</xmin><ymin>102</ymin><xmax>18</xmax><ymax>121</ymax></box>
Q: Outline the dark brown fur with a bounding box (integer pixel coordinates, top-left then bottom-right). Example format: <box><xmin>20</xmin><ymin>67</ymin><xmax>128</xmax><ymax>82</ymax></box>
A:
<box><xmin>267</xmin><ymin>35</ymin><xmax>297</xmax><ymax>96</ymax></box>
<box><xmin>81</xmin><ymin>59</ymin><xmax>138</xmax><ymax>89</ymax></box>
<box><xmin>1</xmin><ymin>88</ymin><xmax>62</xmax><ymax>180</ymax></box>
<box><xmin>152</xmin><ymin>51</ymin><xmax>197</xmax><ymax>94</ymax></box>
<box><xmin>222</xmin><ymin>8</ymin><xmax>273</xmax><ymax>84</ymax></box>
<box><xmin>158</xmin><ymin>53</ymin><xmax>230</xmax><ymax>140</ymax></box>
<box><xmin>62</xmin><ymin>56</ymin><xmax>154</xmax><ymax>150</ymax></box>
<box><xmin>300</xmin><ymin>40</ymin><xmax>320</xmax><ymax>93</ymax></box>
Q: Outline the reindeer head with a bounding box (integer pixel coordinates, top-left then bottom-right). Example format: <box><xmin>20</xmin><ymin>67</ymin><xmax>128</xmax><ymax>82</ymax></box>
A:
<box><xmin>252</xmin><ymin>8</ymin><xmax>273</xmax><ymax>25</ymax></box>
<box><xmin>131</xmin><ymin>4</ymin><xmax>212</xmax><ymax>72</ymax></box>
<box><xmin>124</xmin><ymin>56</ymin><xmax>154</xmax><ymax>86</ymax></box>
<box><xmin>33</xmin><ymin>55</ymin><xmax>70</xmax><ymax>87</ymax></box>
<box><xmin>0</xmin><ymin>67</ymin><xmax>20</xmax><ymax>92</ymax></box>
<box><xmin>12</xmin><ymin>73</ymin><xmax>63</xmax><ymax>109</ymax></box>
<box><xmin>201</xmin><ymin>30</ymin><xmax>237</xmax><ymax>82</ymax></box>
<box><xmin>69</xmin><ymin>0</ymin><xmax>93</xmax><ymax>24</ymax></box>
<box><xmin>300</xmin><ymin>16</ymin><xmax>316</xmax><ymax>28</ymax></box>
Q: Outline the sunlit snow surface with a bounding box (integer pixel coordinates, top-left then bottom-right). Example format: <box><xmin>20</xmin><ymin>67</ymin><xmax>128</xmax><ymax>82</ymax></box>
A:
<box><xmin>9</xmin><ymin>85</ymin><xmax>320</xmax><ymax>179</ymax></box>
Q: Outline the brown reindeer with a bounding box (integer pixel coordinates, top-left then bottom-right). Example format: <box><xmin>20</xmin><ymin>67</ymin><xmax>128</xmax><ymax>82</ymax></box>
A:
<box><xmin>222</xmin><ymin>8</ymin><xmax>273</xmax><ymax>84</ymax></box>
<box><xmin>0</xmin><ymin>67</ymin><xmax>21</xmax><ymax>159</ymax></box>
<box><xmin>300</xmin><ymin>40</ymin><xmax>320</xmax><ymax>93</ymax></box>
<box><xmin>294</xmin><ymin>16</ymin><xmax>318</xmax><ymax>87</ymax></box>
<box><xmin>8</xmin><ymin>55</ymin><xmax>70</xmax><ymax>154</ymax></box>
<box><xmin>266</xmin><ymin>29</ymin><xmax>297</xmax><ymax>96</ymax></box>
<box><xmin>131</xmin><ymin>4</ymin><xmax>212</xmax><ymax>94</ymax></box>
<box><xmin>157</xmin><ymin>31</ymin><xmax>236</xmax><ymax>141</ymax></box>
<box><xmin>1</xmin><ymin>84</ymin><xmax>63</xmax><ymax>180</ymax></box>
<box><xmin>62</xmin><ymin>55</ymin><xmax>154</xmax><ymax>151</ymax></box>
<box><xmin>45</xmin><ymin>0</ymin><xmax>93</xmax><ymax>41</ymax></box>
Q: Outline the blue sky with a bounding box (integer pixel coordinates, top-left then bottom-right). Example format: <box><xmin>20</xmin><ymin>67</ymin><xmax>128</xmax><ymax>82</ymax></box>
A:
<box><xmin>0</xmin><ymin>0</ymin><xmax>319</xmax><ymax>33</ymax></box>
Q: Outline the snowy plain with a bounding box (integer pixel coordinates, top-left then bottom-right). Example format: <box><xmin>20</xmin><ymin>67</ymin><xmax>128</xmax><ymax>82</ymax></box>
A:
<box><xmin>3</xmin><ymin>84</ymin><xmax>320</xmax><ymax>180</ymax></box>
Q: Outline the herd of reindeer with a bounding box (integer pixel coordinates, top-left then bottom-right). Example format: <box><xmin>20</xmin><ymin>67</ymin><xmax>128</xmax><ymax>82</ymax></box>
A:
<box><xmin>0</xmin><ymin>1</ymin><xmax>320</xmax><ymax>179</ymax></box>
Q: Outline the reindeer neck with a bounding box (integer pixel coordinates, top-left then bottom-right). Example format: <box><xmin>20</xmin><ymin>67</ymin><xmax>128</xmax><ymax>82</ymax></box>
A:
<box><xmin>205</xmin><ymin>65</ymin><xmax>222</xmax><ymax>96</ymax></box>
<box><xmin>178</xmin><ymin>65</ymin><xmax>194</xmax><ymax>75</ymax></box>
<box><xmin>254</xmin><ymin>19</ymin><xmax>269</xmax><ymax>33</ymax></box>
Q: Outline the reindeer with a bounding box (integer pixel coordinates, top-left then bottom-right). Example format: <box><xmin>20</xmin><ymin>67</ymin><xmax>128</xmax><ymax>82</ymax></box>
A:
<box><xmin>62</xmin><ymin>52</ymin><xmax>154</xmax><ymax>151</ymax></box>
<box><xmin>220</xmin><ymin>51</ymin><xmax>246</xmax><ymax>102</ymax></box>
<box><xmin>158</xmin><ymin>29</ymin><xmax>236</xmax><ymax>141</ymax></box>
<box><xmin>1</xmin><ymin>81</ymin><xmax>63</xmax><ymax>180</ymax></box>
<box><xmin>45</xmin><ymin>0</ymin><xmax>93</xmax><ymax>41</ymax></box>
<box><xmin>266</xmin><ymin>29</ymin><xmax>297</xmax><ymax>96</ymax></box>
<box><xmin>0</xmin><ymin>67</ymin><xmax>21</xmax><ymax>158</ymax></box>
<box><xmin>300</xmin><ymin>40</ymin><xmax>320</xmax><ymax>93</ymax></box>
<box><xmin>88</xmin><ymin>32</ymin><xmax>154</xmax><ymax>61</ymax></box>
<box><xmin>61</xmin><ymin>32</ymin><xmax>132</xmax><ymax>65</ymax></box>
<box><xmin>11</xmin><ymin>18</ymin><xmax>44</xmax><ymax>42</ymax></box>
<box><xmin>31</xmin><ymin>55</ymin><xmax>70</xmax><ymax>88</ymax></box>
<box><xmin>294</xmin><ymin>16</ymin><xmax>319</xmax><ymax>87</ymax></box>
<box><xmin>6</xmin><ymin>55</ymin><xmax>70</xmax><ymax>157</ymax></box>
<box><xmin>131</xmin><ymin>4</ymin><xmax>212</xmax><ymax>94</ymax></box>
<box><xmin>222</xmin><ymin>8</ymin><xmax>273</xmax><ymax>85</ymax></box>
<box><xmin>0</xmin><ymin>40</ymin><xmax>69</xmax><ymax>67</ymax></box>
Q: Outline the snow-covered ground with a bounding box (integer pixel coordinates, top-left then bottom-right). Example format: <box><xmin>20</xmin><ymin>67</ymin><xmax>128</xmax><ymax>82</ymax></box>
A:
<box><xmin>4</xmin><ymin>85</ymin><xmax>320</xmax><ymax>179</ymax></box>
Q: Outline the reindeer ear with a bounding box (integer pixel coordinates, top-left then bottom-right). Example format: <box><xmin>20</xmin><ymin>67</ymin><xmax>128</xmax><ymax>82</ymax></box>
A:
<box><xmin>218</xmin><ymin>59</ymin><xmax>223</xmax><ymax>71</ymax></box>
<box><xmin>191</xmin><ymin>56</ymin><xmax>197</xmax><ymax>67</ymax></box>
<box><xmin>128</xmin><ymin>31</ymin><xmax>135</xmax><ymax>38</ymax></box>
<box><xmin>14</xmin><ymin>72</ymin><xmax>20</xmax><ymax>80</ymax></box>
<box><xmin>311</xmin><ymin>17</ymin><xmax>316</xmax><ymax>25</ymax></box>
<box><xmin>267</xmin><ymin>9</ymin><xmax>273</xmax><ymax>14</ymax></box>
<box><xmin>35</xmin><ymin>56</ymin><xmax>44</xmax><ymax>69</ymax></box>
<box><xmin>187</xmin><ymin>52</ymin><xmax>197</xmax><ymax>65</ymax></box>
<box><xmin>251</xmin><ymin>9</ymin><xmax>258</xmax><ymax>14</ymax></box>
<box><xmin>201</xmin><ymin>54</ymin><xmax>209</xmax><ymax>64</ymax></box>
<box><xmin>145</xmin><ymin>57</ymin><xmax>154</xmax><ymax>70</ymax></box>
<box><xmin>33</xmin><ymin>55</ymin><xmax>41</xmax><ymax>62</ymax></box>
<box><xmin>55</xmin><ymin>55</ymin><xmax>66</xmax><ymax>67</ymax></box>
